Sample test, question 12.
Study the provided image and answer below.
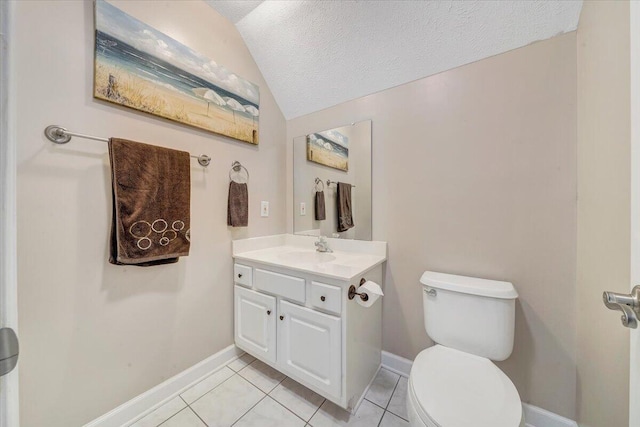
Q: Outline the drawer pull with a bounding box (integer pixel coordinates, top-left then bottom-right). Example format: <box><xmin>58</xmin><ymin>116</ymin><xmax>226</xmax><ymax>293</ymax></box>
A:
<box><xmin>238</xmin><ymin>273</ymin><xmax>243</xmax><ymax>278</ymax></box>
<box><xmin>280</xmin><ymin>315</ymin><xmax>284</xmax><ymax>321</ymax></box>
<box><xmin>320</xmin><ymin>296</ymin><xmax>326</xmax><ymax>302</ymax></box>
<box><xmin>267</xmin><ymin>310</ymin><xmax>271</xmax><ymax>315</ymax></box>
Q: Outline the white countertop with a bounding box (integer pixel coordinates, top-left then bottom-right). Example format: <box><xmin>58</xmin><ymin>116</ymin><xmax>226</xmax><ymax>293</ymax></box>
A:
<box><xmin>232</xmin><ymin>234</ymin><xmax>387</xmax><ymax>281</ymax></box>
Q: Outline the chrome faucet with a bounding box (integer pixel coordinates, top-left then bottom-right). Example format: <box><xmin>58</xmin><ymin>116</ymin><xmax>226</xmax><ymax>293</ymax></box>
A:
<box><xmin>315</xmin><ymin>236</ymin><xmax>333</xmax><ymax>253</ymax></box>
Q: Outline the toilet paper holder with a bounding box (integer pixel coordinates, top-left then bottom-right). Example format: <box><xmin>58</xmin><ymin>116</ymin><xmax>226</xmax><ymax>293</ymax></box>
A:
<box><xmin>348</xmin><ymin>278</ymin><xmax>369</xmax><ymax>302</ymax></box>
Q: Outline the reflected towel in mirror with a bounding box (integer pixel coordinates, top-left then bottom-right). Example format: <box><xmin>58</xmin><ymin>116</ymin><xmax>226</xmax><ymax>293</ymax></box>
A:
<box><xmin>336</xmin><ymin>182</ymin><xmax>354</xmax><ymax>232</ymax></box>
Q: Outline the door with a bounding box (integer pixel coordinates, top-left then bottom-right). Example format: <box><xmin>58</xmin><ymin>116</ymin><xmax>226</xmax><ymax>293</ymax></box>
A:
<box><xmin>0</xmin><ymin>1</ymin><xmax>19</xmax><ymax>426</ymax></box>
<box><xmin>605</xmin><ymin>4</ymin><xmax>640</xmax><ymax>423</ymax></box>
<box><xmin>234</xmin><ymin>286</ymin><xmax>277</xmax><ymax>364</ymax></box>
<box><xmin>278</xmin><ymin>300</ymin><xmax>341</xmax><ymax>398</ymax></box>
<box><xmin>632</xmin><ymin>4</ymin><xmax>640</xmax><ymax>424</ymax></box>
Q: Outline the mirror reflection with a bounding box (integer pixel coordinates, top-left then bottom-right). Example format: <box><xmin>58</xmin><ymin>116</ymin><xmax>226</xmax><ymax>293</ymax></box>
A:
<box><xmin>293</xmin><ymin>120</ymin><xmax>372</xmax><ymax>240</ymax></box>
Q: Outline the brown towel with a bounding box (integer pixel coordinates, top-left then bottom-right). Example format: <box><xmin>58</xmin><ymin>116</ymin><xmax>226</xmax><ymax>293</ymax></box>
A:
<box><xmin>315</xmin><ymin>191</ymin><xmax>326</xmax><ymax>220</ymax></box>
<box><xmin>228</xmin><ymin>181</ymin><xmax>248</xmax><ymax>227</ymax></box>
<box><xmin>336</xmin><ymin>182</ymin><xmax>354</xmax><ymax>232</ymax></box>
<box><xmin>108</xmin><ymin>138</ymin><xmax>191</xmax><ymax>266</ymax></box>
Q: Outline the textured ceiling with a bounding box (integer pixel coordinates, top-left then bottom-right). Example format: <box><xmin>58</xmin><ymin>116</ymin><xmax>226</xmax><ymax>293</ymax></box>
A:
<box><xmin>207</xmin><ymin>1</ymin><xmax>583</xmax><ymax>119</ymax></box>
<box><xmin>204</xmin><ymin>0</ymin><xmax>264</xmax><ymax>24</ymax></box>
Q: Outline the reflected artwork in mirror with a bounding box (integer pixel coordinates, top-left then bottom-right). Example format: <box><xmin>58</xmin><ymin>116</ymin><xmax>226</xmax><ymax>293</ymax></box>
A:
<box><xmin>293</xmin><ymin>120</ymin><xmax>372</xmax><ymax>240</ymax></box>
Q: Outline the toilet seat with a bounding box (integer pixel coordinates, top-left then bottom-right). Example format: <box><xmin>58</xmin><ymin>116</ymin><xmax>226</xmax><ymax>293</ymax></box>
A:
<box><xmin>408</xmin><ymin>345</ymin><xmax>523</xmax><ymax>427</ymax></box>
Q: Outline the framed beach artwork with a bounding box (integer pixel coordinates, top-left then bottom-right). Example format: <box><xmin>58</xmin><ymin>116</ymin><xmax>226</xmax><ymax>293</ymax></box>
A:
<box><xmin>93</xmin><ymin>0</ymin><xmax>260</xmax><ymax>144</ymax></box>
<box><xmin>307</xmin><ymin>129</ymin><xmax>349</xmax><ymax>171</ymax></box>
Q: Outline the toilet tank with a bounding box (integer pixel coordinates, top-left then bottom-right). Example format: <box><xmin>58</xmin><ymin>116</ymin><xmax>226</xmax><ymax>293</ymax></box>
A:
<box><xmin>420</xmin><ymin>271</ymin><xmax>518</xmax><ymax>361</ymax></box>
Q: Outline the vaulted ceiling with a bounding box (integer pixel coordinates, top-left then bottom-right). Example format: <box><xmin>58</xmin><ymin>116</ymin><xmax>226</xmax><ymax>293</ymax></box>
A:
<box><xmin>206</xmin><ymin>1</ymin><xmax>583</xmax><ymax>119</ymax></box>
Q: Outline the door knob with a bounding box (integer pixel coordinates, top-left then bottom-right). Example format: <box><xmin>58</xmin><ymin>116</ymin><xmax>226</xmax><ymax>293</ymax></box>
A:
<box><xmin>320</xmin><ymin>296</ymin><xmax>326</xmax><ymax>302</ymax></box>
<box><xmin>0</xmin><ymin>328</ymin><xmax>19</xmax><ymax>377</ymax></box>
<box><xmin>267</xmin><ymin>310</ymin><xmax>271</xmax><ymax>315</ymax></box>
<box><xmin>603</xmin><ymin>286</ymin><xmax>640</xmax><ymax>328</ymax></box>
<box><xmin>280</xmin><ymin>315</ymin><xmax>284</xmax><ymax>321</ymax></box>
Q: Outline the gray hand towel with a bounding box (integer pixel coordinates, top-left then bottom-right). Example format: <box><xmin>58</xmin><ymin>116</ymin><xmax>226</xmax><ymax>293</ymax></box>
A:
<box><xmin>336</xmin><ymin>182</ymin><xmax>354</xmax><ymax>232</ymax></box>
<box><xmin>108</xmin><ymin>138</ymin><xmax>191</xmax><ymax>266</ymax></box>
<box><xmin>315</xmin><ymin>191</ymin><xmax>326</xmax><ymax>220</ymax></box>
<box><xmin>228</xmin><ymin>181</ymin><xmax>248</xmax><ymax>227</ymax></box>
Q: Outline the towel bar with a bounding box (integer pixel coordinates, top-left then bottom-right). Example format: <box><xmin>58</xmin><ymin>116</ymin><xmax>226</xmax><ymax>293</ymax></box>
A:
<box><xmin>326</xmin><ymin>179</ymin><xmax>355</xmax><ymax>188</ymax></box>
<box><xmin>44</xmin><ymin>125</ymin><xmax>211</xmax><ymax>167</ymax></box>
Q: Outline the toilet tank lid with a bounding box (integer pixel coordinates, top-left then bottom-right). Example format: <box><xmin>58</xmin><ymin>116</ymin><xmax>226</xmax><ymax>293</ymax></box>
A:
<box><xmin>420</xmin><ymin>271</ymin><xmax>518</xmax><ymax>299</ymax></box>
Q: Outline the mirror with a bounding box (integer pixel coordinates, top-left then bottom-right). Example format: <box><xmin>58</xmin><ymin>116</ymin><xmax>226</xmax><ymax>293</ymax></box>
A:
<box><xmin>293</xmin><ymin>120</ymin><xmax>372</xmax><ymax>240</ymax></box>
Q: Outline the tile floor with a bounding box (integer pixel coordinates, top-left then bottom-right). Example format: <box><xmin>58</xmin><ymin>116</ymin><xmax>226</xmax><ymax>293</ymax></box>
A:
<box><xmin>129</xmin><ymin>353</ymin><xmax>409</xmax><ymax>427</ymax></box>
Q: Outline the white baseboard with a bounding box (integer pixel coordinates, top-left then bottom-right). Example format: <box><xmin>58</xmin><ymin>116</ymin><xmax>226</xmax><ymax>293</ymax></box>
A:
<box><xmin>381</xmin><ymin>350</ymin><xmax>413</xmax><ymax>377</ymax></box>
<box><xmin>523</xmin><ymin>403</ymin><xmax>578</xmax><ymax>427</ymax></box>
<box><xmin>381</xmin><ymin>350</ymin><xmax>577</xmax><ymax>427</ymax></box>
<box><xmin>83</xmin><ymin>344</ymin><xmax>242</xmax><ymax>427</ymax></box>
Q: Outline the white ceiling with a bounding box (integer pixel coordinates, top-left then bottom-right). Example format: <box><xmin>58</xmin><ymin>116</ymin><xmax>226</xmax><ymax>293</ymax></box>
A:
<box><xmin>207</xmin><ymin>1</ymin><xmax>583</xmax><ymax>119</ymax></box>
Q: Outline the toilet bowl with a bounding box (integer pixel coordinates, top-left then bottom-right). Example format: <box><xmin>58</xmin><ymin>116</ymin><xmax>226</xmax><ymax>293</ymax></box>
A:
<box><xmin>408</xmin><ymin>271</ymin><xmax>524</xmax><ymax>427</ymax></box>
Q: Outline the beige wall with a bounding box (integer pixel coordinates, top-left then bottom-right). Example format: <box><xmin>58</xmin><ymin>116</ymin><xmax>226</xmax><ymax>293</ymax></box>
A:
<box><xmin>15</xmin><ymin>1</ymin><xmax>286</xmax><ymax>426</ymax></box>
<box><xmin>576</xmin><ymin>2</ymin><xmax>630</xmax><ymax>427</ymax></box>
<box><xmin>288</xmin><ymin>33</ymin><xmax>578</xmax><ymax>418</ymax></box>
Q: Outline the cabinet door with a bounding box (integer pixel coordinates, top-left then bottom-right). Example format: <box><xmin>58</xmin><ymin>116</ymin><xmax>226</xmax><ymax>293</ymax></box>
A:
<box><xmin>235</xmin><ymin>286</ymin><xmax>276</xmax><ymax>364</ymax></box>
<box><xmin>278</xmin><ymin>300</ymin><xmax>341</xmax><ymax>398</ymax></box>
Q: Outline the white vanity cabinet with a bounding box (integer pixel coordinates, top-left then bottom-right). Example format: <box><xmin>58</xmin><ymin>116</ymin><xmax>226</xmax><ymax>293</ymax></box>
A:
<box><xmin>232</xmin><ymin>256</ymin><xmax>384</xmax><ymax>411</ymax></box>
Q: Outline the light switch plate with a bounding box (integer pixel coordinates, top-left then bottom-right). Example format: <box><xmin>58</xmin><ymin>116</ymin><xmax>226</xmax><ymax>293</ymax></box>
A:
<box><xmin>300</xmin><ymin>202</ymin><xmax>306</xmax><ymax>216</ymax></box>
<box><xmin>261</xmin><ymin>201</ymin><xmax>269</xmax><ymax>217</ymax></box>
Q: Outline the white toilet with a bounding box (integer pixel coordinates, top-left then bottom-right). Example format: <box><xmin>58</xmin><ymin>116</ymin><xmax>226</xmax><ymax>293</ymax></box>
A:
<box><xmin>407</xmin><ymin>271</ymin><xmax>524</xmax><ymax>427</ymax></box>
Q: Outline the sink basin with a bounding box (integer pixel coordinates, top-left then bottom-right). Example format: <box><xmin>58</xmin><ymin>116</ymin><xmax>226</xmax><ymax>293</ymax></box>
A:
<box><xmin>278</xmin><ymin>251</ymin><xmax>336</xmax><ymax>264</ymax></box>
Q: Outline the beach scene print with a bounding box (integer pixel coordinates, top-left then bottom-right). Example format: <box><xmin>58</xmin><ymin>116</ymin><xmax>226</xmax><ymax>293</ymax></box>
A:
<box><xmin>94</xmin><ymin>0</ymin><xmax>260</xmax><ymax>144</ymax></box>
<box><xmin>307</xmin><ymin>129</ymin><xmax>349</xmax><ymax>171</ymax></box>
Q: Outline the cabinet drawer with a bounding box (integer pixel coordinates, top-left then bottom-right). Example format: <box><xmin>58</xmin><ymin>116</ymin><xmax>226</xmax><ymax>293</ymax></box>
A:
<box><xmin>310</xmin><ymin>281</ymin><xmax>342</xmax><ymax>315</ymax></box>
<box><xmin>234</xmin><ymin>264</ymin><xmax>253</xmax><ymax>287</ymax></box>
<box><xmin>254</xmin><ymin>269</ymin><xmax>305</xmax><ymax>303</ymax></box>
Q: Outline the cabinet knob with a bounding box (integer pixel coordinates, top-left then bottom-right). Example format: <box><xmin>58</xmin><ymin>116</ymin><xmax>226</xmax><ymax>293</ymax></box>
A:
<box><xmin>280</xmin><ymin>315</ymin><xmax>284</xmax><ymax>321</ymax></box>
<box><xmin>267</xmin><ymin>310</ymin><xmax>271</xmax><ymax>315</ymax></box>
<box><xmin>320</xmin><ymin>296</ymin><xmax>326</xmax><ymax>302</ymax></box>
<box><xmin>238</xmin><ymin>273</ymin><xmax>243</xmax><ymax>278</ymax></box>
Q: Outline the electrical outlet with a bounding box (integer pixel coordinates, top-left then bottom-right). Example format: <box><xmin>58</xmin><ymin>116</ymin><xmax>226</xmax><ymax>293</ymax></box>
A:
<box><xmin>261</xmin><ymin>201</ymin><xmax>269</xmax><ymax>217</ymax></box>
<box><xmin>300</xmin><ymin>202</ymin><xmax>306</xmax><ymax>216</ymax></box>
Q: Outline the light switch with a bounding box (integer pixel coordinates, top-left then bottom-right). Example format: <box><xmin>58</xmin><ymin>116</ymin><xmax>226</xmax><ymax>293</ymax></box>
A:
<box><xmin>300</xmin><ymin>202</ymin><xmax>306</xmax><ymax>216</ymax></box>
<box><xmin>261</xmin><ymin>201</ymin><xmax>269</xmax><ymax>217</ymax></box>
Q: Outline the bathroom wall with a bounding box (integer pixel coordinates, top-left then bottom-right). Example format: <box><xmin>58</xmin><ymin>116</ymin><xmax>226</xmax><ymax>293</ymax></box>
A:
<box><xmin>15</xmin><ymin>1</ymin><xmax>286</xmax><ymax>426</ymax></box>
<box><xmin>576</xmin><ymin>2</ymin><xmax>630</xmax><ymax>427</ymax></box>
<box><xmin>287</xmin><ymin>33</ymin><xmax>578</xmax><ymax>419</ymax></box>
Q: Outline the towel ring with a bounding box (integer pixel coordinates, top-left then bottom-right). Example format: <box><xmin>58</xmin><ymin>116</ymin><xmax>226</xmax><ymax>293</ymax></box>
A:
<box><xmin>229</xmin><ymin>161</ymin><xmax>249</xmax><ymax>183</ymax></box>
<box><xmin>314</xmin><ymin>177</ymin><xmax>324</xmax><ymax>192</ymax></box>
